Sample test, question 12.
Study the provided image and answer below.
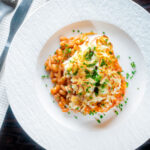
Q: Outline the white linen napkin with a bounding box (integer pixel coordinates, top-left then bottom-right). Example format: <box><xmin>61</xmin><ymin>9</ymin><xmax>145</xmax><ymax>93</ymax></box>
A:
<box><xmin>0</xmin><ymin>0</ymin><xmax>49</xmax><ymax>129</ymax></box>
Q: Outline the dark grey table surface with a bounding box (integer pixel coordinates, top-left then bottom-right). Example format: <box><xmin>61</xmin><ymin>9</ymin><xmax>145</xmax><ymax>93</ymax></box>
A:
<box><xmin>0</xmin><ymin>1</ymin><xmax>150</xmax><ymax>150</ymax></box>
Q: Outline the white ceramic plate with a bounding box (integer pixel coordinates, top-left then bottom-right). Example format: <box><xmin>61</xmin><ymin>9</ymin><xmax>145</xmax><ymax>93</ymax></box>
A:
<box><xmin>4</xmin><ymin>0</ymin><xmax>150</xmax><ymax>149</ymax></box>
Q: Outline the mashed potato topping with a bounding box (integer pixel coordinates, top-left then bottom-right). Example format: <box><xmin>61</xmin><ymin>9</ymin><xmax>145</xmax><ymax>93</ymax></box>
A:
<box><xmin>45</xmin><ymin>32</ymin><xmax>126</xmax><ymax>115</ymax></box>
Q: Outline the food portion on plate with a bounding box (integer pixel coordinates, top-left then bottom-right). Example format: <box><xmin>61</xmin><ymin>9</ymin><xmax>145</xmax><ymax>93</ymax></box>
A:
<box><xmin>45</xmin><ymin>32</ymin><xmax>127</xmax><ymax>116</ymax></box>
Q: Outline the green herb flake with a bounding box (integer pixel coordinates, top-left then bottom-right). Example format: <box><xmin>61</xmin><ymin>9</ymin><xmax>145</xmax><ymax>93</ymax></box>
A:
<box><xmin>126</xmin><ymin>73</ymin><xmax>130</xmax><ymax>79</ymax></box>
<box><xmin>101</xmin><ymin>82</ymin><xmax>107</xmax><ymax>89</ymax></box>
<box><xmin>126</xmin><ymin>82</ymin><xmax>129</xmax><ymax>87</ymax></box>
<box><xmin>100</xmin><ymin>115</ymin><xmax>103</xmax><ymax>119</ymax></box>
<box><xmin>76</xmin><ymin>107</ymin><xmax>79</xmax><ymax>110</ymax></box>
<box><xmin>41</xmin><ymin>75</ymin><xmax>49</xmax><ymax>79</ymax></box>
<box><xmin>65</xmin><ymin>44</ymin><xmax>68</xmax><ymax>47</ymax></box>
<box><xmin>84</xmin><ymin>60</ymin><xmax>97</xmax><ymax>67</ymax></box>
<box><xmin>84</xmin><ymin>50</ymin><xmax>94</xmax><ymax>61</ymax></box>
<box><xmin>114</xmin><ymin>110</ymin><xmax>119</xmax><ymax>115</ymax></box>
<box><xmin>105</xmin><ymin>39</ymin><xmax>108</xmax><ymax>43</ymax></box>
<box><xmin>102</xmin><ymin>32</ymin><xmax>105</xmax><ymax>35</ymax></box>
<box><xmin>45</xmin><ymin>84</ymin><xmax>48</xmax><ymax>87</ymax></box>
<box><xmin>78</xmin><ymin>92</ymin><xmax>82</xmax><ymax>96</ymax></box>
<box><xmin>100</xmin><ymin>59</ymin><xmax>106</xmax><ymax>67</ymax></box>
<box><xmin>66</xmin><ymin>48</ymin><xmax>72</xmax><ymax>54</ymax></box>
<box><xmin>97</xmin><ymin>119</ymin><xmax>101</xmax><ymax>124</ymax></box>
<box><xmin>80</xmin><ymin>39</ymin><xmax>83</xmax><ymax>42</ymax></box>
<box><xmin>73</xmin><ymin>68</ymin><xmax>79</xmax><ymax>76</ymax></box>
<box><xmin>116</xmin><ymin>55</ymin><xmax>120</xmax><ymax>59</ymax></box>
<box><xmin>93</xmin><ymin>46</ymin><xmax>96</xmax><ymax>51</ymax></box>
<box><xmin>72</xmin><ymin>29</ymin><xmax>75</xmax><ymax>32</ymax></box>
<box><xmin>77</xmin><ymin>29</ymin><xmax>80</xmax><ymax>33</ymax></box>
<box><xmin>67</xmin><ymin>112</ymin><xmax>71</xmax><ymax>115</ymax></box>
<box><xmin>128</xmin><ymin>56</ymin><xmax>131</xmax><ymax>59</ymax></box>
<box><xmin>132</xmin><ymin>70</ymin><xmax>136</xmax><ymax>75</ymax></box>
<box><xmin>109</xmin><ymin>51</ymin><xmax>112</xmax><ymax>54</ymax></box>
<box><xmin>89</xmin><ymin>96</ymin><xmax>93</xmax><ymax>99</ymax></box>
<box><xmin>137</xmin><ymin>88</ymin><xmax>140</xmax><ymax>90</ymax></box>
<box><xmin>94</xmin><ymin>87</ymin><xmax>99</xmax><ymax>96</ymax></box>
<box><xmin>130</xmin><ymin>75</ymin><xmax>133</xmax><ymax>79</ymax></box>
<box><xmin>68</xmin><ymin>90</ymin><xmax>71</xmax><ymax>93</ymax></box>
<box><xmin>131</xmin><ymin>62</ymin><xmax>136</xmax><ymax>69</ymax></box>
<box><xmin>86</xmin><ymin>87</ymin><xmax>91</xmax><ymax>93</ymax></box>
<box><xmin>74</xmin><ymin>116</ymin><xmax>78</xmax><ymax>119</ymax></box>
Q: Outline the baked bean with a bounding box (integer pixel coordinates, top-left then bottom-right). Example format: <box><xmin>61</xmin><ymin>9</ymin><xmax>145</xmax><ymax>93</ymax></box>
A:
<box><xmin>50</xmin><ymin>72</ymin><xmax>54</xmax><ymax>78</ymax></box>
<box><xmin>59</xmin><ymin>90</ymin><xmax>66</xmax><ymax>96</ymax></box>
<box><xmin>60</xmin><ymin>85</ymin><xmax>66</xmax><ymax>91</ymax></box>
<box><xmin>56</xmin><ymin>49</ymin><xmax>63</xmax><ymax>55</ymax></box>
<box><xmin>54</xmin><ymin>94</ymin><xmax>60</xmax><ymax>102</ymax></box>
<box><xmin>51</xmin><ymin>85</ymin><xmax>60</xmax><ymax>94</ymax></box>
<box><xmin>51</xmin><ymin>64</ymin><xmax>58</xmax><ymax>72</ymax></box>
<box><xmin>58</xmin><ymin>77</ymin><xmax>66</xmax><ymax>84</ymax></box>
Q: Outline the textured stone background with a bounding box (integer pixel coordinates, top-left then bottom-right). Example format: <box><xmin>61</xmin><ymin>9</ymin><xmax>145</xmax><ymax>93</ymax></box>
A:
<box><xmin>0</xmin><ymin>0</ymin><xmax>149</xmax><ymax>150</ymax></box>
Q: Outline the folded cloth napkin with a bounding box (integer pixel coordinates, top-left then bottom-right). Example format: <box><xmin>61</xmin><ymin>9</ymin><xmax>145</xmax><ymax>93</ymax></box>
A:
<box><xmin>0</xmin><ymin>0</ymin><xmax>49</xmax><ymax>129</ymax></box>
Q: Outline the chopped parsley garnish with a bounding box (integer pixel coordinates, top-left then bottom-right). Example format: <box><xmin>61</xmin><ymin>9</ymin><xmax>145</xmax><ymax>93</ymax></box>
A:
<box><xmin>84</xmin><ymin>50</ymin><xmax>94</xmax><ymax>61</ymax></box>
<box><xmin>117</xmin><ymin>72</ymin><xmax>121</xmax><ymax>75</ymax></box>
<box><xmin>94</xmin><ymin>75</ymin><xmax>101</xmax><ymax>86</ymax></box>
<box><xmin>45</xmin><ymin>84</ymin><xmax>48</xmax><ymax>87</ymax></box>
<box><xmin>89</xmin><ymin>111</ymin><xmax>95</xmax><ymax>115</ymax></box>
<box><xmin>91</xmin><ymin>68</ymin><xmax>98</xmax><ymax>79</ymax></box>
<box><xmin>94</xmin><ymin>87</ymin><xmax>99</xmax><ymax>96</ymax></box>
<box><xmin>114</xmin><ymin>110</ymin><xmax>119</xmax><ymax>115</ymax></box>
<box><xmin>100</xmin><ymin>115</ymin><xmax>103</xmax><ymax>119</ymax></box>
<box><xmin>72</xmin><ymin>29</ymin><xmax>75</xmax><ymax>32</ymax></box>
<box><xmin>125</xmin><ymin>98</ymin><xmax>128</xmax><ymax>104</ymax></box>
<box><xmin>128</xmin><ymin>56</ymin><xmax>131</xmax><ymax>59</ymax></box>
<box><xmin>100</xmin><ymin>59</ymin><xmax>106</xmax><ymax>67</ymax></box>
<box><xmin>66</xmin><ymin>48</ymin><xmax>72</xmax><ymax>54</ymax></box>
<box><xmin>102</xmin><ymin>32</ymin><xmax>105</xmax><ymax>35</ymax></box>
<box><xmin>84</xmin><ymin>60</ymin><xmax>97</xmax><ymax>67</ymax></box>
<box><xmin>68</xmin><ymin>90</ymin><xmax>71</xmax><ymax>93</ymax></box>
<box><xmin>97</xmin><ymin>119</ymin><xmax>101</xmax><ymax>123</ymax></box>
<box><xmin>88</xmin><ymin>47</ymin><xmax>92</xmax><ymax>50</ymax></box>
<box><xmin>74</xmin><ymin>116</ymin><xmax>78</xmax><ymax>119</ymax></box>
<box><xmin>67</xmin><ymin>112</ymin><xmax>71</xmax><ymax>115</ymax></box>
<box><xmin>93</xmin><ymin>46</ymin><xmax>96</xmax><ymax>51</ymax></box>
<box><xmin>89</xmin><ymin>96</ymin><xmax>93</xmax><ymax>99</ymax></box>
<box><xmin>78</xmin><ymin>92</ymin><xmax>82</xmax><ymax>96</ymax></box>
<box><xmin>109</xmin><ymin>51</ymin><xmax>112</xmax><ymax>54</ymax></box>
<box><xmin>126</xmin><ymin>73</ymin><xmax>130</xmax><ymax>79</ymax></box>
<box><xmin>77</xmin><ymin>29</ymin><xmax>80</xmax><ymax>33</ymax></box>
<box><xmin>118</xmin><ymin>104</ymin><xmax>123</xmax><ymax>111</ymax></box>
<box><xmin>126</xmin><ymin>82</ymin><xmax>129</xmax><ymax>87</ymax></box>
<box><xmin>76</xmin><ymin>107</ymin><xmax>79</xmax><ymax>110</ymax></box>
<box><xmin>131</xmin><ymin>62</ymin><xmax>136</xmax><ymax>69</ymax></box>
<box><xmin>73</xmin><ymin>68</ymin><xmax>79</xmax><ymax>76</ymax></box>
<box><xmin>105</xmin><ymin>39</ymin><xmax>108</xmax><ymax>43</ymax></box>
<box><xmin>137</xmin><ymin>88</ymin><xmax>139</xmax><ymax>90</ymax></box>
<box><xmin>86</xmin><ymin>87</ymin><xmax>91</xmax><ymax>93</ymax></box>
<box><xmin>41</xmin><ymin>75</ymin><xmax>49</xmax><ymax>79</ymax></box>
<box><xmin>101</xmin><ymin>82</ymin><xmax>107</xmax><ymax>89</ymax></box>
<box><xmin>116</xmin><ymin>55</ymin><xmax>120</xmax><ymax>59</ymax></box>
<box><xmin>132</xmin><ymin>70</ymin><xmax>136</xmax><ymax>75</ymax></box>
<box><xmin>65</xmin><ymin>44</ymin><xmax>68</xmax><ymax>47</ymax></box>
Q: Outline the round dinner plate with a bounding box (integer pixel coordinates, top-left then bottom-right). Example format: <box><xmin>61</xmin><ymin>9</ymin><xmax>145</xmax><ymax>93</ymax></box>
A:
<box><xmin>4</xmin><ymin>0</ymin><xmax>150</xmax><ymax>149</ymax></box>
